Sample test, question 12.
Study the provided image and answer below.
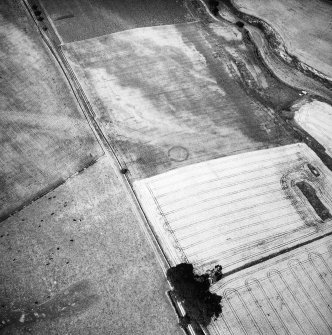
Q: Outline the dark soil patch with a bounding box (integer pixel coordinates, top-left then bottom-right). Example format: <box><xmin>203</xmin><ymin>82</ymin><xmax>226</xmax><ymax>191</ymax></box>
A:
<box><xmin>296</xmin><ymin>181</ymin><xmax>331</xmax><ymax>221</ymax></box>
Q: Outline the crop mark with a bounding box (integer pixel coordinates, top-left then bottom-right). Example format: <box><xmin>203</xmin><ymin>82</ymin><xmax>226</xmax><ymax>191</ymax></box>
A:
<box><xmin>168</xmin><ymin>146</ymin><xmax>189</xmax><ymax>162</ymax></box>
<box><xmin>54</xmin><ymin>13</ymin><xmax>74</xmax><ymax>21</ymax></box>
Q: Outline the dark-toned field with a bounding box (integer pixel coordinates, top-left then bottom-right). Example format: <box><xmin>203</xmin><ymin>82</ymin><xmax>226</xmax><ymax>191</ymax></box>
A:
<box><xmin>63</xmin><ymin>22</ymin><xmax>296</xmax><ymax>180</ymax></box>
<box><xmin>0</xmin><ymin>0</ymin><xmax>103</xmax><ymax>221</ymax></box>
<box><xmin>38</xmin><ymin>0</ymin><xmax>195</xmax><ymax>43</ymax></box>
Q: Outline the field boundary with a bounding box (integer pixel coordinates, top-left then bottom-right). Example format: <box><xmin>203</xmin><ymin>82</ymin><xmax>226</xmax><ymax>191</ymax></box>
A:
<box><xmin>0</xmin><ymin>157</ymin><xmax>100</xmax><ymax>224</ymax></box>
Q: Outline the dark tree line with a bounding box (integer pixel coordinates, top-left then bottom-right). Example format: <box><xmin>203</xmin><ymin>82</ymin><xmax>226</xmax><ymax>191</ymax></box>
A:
<box><xmin>167</xmin><ymin>263</ymin><xmax>222</xmax><ymax>328</ymax></box>
<box><xmin>208</xmin><ymin>0</ymin><xmax>220</xmax><ymax>16</ymax></box>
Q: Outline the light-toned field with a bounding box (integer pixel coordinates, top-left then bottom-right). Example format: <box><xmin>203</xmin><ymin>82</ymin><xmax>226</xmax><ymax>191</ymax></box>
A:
<box><xmin>232</xmin><ymin>0</ymin><xmax>332</xmax><ymax>79</ymax></box>
<box><xmin>0</xmin><ymin>156</ymin><xmax>182</xmax><ymax>335</ymax></box>
<box><xmin>39</xmin><ymin>0</ymin><xmax>195</xmax><ymax>43</ymax></box>
<box><xmin>208</xmin><ymin>235</ymin><xmax>332</xmax><ymax>335</ymax></box>
<box><xmin>0</xmin><ymin>0</ymin><xmax>103</xmax><ymax>221</ymax></box>
<box><xmin>63</xmin><ymin>22</ymin><xmax>294</xmax><ymax>180</ymax></box>
<box><xmin>294</xmin><ymin>100</ymin><xmax>332</xmax><ymax>156</ymax></box>
<box><xmin>134</xmin><ymin>143</ymin><xmax>332</xmax><ymax>274</ymax></box>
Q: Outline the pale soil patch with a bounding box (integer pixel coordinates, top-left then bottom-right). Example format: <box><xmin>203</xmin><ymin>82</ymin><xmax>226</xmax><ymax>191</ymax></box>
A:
<box><xmin>0</xmin><ymin>156</ymin><xmax>182</xmax><ymax>335</ymax></box>
<box><xmin>134</xmin><ymin>143</ymin><xmax>332</xmax><ymax>274</ymax></box>
<box><xmin>63</xmin><ymin>22</ymin><xmax>293</xmax><ymax>179</ymax></box>
<box><xmin>294</xmin><ymin>100</ymin><xmax>332</xmax><ymax>156</ymax></box>
<box><xmin>232</xmin><ymin>0</ymin><xmax>332</xmax><ymax>79</ymax></box>
<box><xmin>209</xmin><ymin>22</ymin><xmax>242</xmax><ymax>42</ymax></box>
<box><xmin>0</xmin><ymin>0</ymin><xmax>103</xmax><ymax>220</ymax></box>
<box><xmin>208</xmin><ymin>235</ymin><xmax>332</xmax><ymax>335</ymax></box>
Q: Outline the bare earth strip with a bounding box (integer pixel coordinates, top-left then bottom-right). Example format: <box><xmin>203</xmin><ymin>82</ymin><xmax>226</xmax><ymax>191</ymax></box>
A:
<box><xmin>208</xmin><ymin>235</ymin><xmax>332</xmax><ymax>335</ymax></box>
<box><xmin>63</xmin><ymin>22</ymin><xmax>294</xmax><ymax>180</ymax></box>
<box><xmin>134</xmin><ymin>143</ymin><xmax>332</xmax><ymax>274</ymax></box>
<box><xmin>232</xmin><ymin>0</ymin><xmax>332</xmax><ymax>80</ymax></box>
<box><xmin>38</xmin><ymin>0</ymin><xmax>195</xmax><ymax>43</ymax></box>
<box><xmin>0</xmin><ymin>156</ymin><xmax>183</xmax><ymax>335</ymax></box>
<box><xmin>0</xmin><ymin>0</ymin><xmax>103</xmax><ymax>220</ymax></box>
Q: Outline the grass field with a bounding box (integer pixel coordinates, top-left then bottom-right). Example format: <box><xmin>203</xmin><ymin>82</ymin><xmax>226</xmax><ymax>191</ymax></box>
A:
<box><xmin>38</xmin><ymin>0</ymin><xmax>195</xmax><ymax>43</ymax></box>
<box><xmin>63</xmin><ymin>22</ymin><xmax>295</xmax><ymax>180</ymax></box>
<box><xmin>232</xmin><ymin>0</ymin><xmax>332</xmax><ymax>79</ymax></box>
<box><xmin>0</xmin><ymin>0</ymin><xmax>103</xmax><ymax>221</ymax></box>
<box><xmin>134</xmin><ymin>143</ymin><xmax>332</xmax><ymax>274</ymax></box>
<box><xmin>208</xmin><ymin>235</ymin><xmax>332</xmax><ymax>335</ymax></box>
<box><xmin>0</xmin><ymin>156</ymin><xmax>182</xmax><ymax>335</ymax></box>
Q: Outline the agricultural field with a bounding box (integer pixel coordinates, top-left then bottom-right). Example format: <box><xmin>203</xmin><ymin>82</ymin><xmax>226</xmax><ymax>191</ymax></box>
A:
<box><xmin>0</xmin><ymin>156</ymin><xmax>182</xmax><ymax>335</ymax></box>
<box><xmin>294</xmin><ymin>100</ymin><xmax>332</xmax><ymax>156</ymax></box>
<box><xmin>37</xmin><ymin>0</ymin><xmax>195</xmax><ymax>43</ymax></box>
<box><xmin>232</xmin><ymin>0</ymin><xmax>332</xmax><ymax>79</ymax></box>
<box><xmin>208</xmin><ymin>235</ymin><xmax>332</xmax><ymax>335</ymax></box>
<box><xmin>0</xmin><ymin>0</ymin><xmax>103</xmax><ymax>221</ymax></box>
<box><xmin>2</xmin><ymin>0</ymin><xmax>332</xmax><ymax>333</ymax></box>
<box><xmin>63</xmin><ymin>22</ymin><xmax>295</xmax><ymax>180</ymax></box>
<box><xmin>134</xmin><ymin>143</ymin><xmax>332</xmax><ymax>274</ymax></box>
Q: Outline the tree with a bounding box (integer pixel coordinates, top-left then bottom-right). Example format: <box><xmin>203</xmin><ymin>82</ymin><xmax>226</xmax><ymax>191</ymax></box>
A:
<box><xmin>167</xmin><ymin>263</ymin><xmax>222</xmax><ymax>327</ymax></box>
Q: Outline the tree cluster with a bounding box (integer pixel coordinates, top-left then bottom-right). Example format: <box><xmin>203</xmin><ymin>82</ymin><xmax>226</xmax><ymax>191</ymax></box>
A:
<box><xmin>167</xmin><ymin>263</ymin><xmax>222</xmax><ymax>327</ymax></box>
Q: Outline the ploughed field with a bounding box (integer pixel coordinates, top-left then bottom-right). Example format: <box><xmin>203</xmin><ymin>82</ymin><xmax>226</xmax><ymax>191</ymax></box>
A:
<box><xmin>208</xmin><ymin>235</ymin><xmax>332</xmax><ymax>335</ymax></box>
<box><xmin>63</xmin><ymin>22</ymin><xmax>295</xmax><ymax>180</ymax></box>
<box><xmin>38</xmin><ymin>0</ymin><xmax>196</xmax><ymax>43</ymax></box>
<box><xmin>134</xmin><ymin>143</ymin><xmax>332</xmax><ymax>274</ymax></box>
<box><xmin>0</xmin><ymin>0</ymin><xmax>103</xmax><ymax>221</ymax></box>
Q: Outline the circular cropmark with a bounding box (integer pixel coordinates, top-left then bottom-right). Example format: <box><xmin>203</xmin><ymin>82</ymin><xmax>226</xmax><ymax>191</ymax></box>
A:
<box><xmin>168</xmin><ymin>146</ymin><xmax>189</xmax><ymax>162</ymax></box>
